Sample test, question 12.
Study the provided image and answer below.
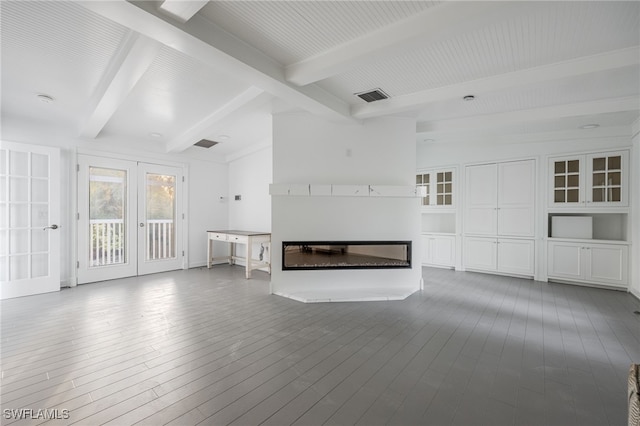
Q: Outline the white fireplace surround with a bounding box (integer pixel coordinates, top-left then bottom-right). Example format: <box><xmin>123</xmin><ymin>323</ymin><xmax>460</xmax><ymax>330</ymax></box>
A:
<box><xmin>270</xmin><ymin>113</ymin><xmax>422</xmax><ymax>303</ymax></box>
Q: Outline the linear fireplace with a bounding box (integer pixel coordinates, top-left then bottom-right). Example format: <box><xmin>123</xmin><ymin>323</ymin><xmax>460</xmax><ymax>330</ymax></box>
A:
<box><xmin>282</xmin><ymin>241</ymin><xmax>412</xmax><ymax>270</ymax></box>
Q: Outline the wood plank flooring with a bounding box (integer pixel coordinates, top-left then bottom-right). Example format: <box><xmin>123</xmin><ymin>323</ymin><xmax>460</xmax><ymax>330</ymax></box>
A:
<box><xmin>1</xmin><ymin>266</ymin><xmax>639</xmax><ymax>425</ymax></box>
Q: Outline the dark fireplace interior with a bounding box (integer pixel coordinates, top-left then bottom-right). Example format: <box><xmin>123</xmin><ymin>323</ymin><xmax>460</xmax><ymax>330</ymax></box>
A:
<box><xmin>282</xmin><ymin>241</ymin><xmax>412</xmax><ymax>270</ymax></box>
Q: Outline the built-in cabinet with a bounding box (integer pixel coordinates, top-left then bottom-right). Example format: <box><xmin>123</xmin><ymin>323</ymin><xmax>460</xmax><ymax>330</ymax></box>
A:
<box><xmin>418</xmin><ymin>168</ymin><xmax>457</xmax><ymax>268</ymax></box>
<box><xmin>547</xmin><ymin>241</ymin><xmax>628</xmax><ymax>288</ymax></box>
<box><xmin>463</xmin><ymin>159</ymin><xmax>536</xmax><ymax>277</ymax></box>
<box><xmin>464</xmin><ymin>237</ymin><xmax>535</xmax><ymax>276</ymax></box>
<box><xmin>549</xmin><ymin>150</ymin><xmax>628</xmax><ymax>208</ymax></box>
<box><xmin>421</xmin><ymin>234</ymin><xmax>455</xmax><ymax>268</ymax></box>
<box><xmin>465</xmin><ymin>160</ymin><xmax>535</xmax><ymax>237</ymax></box>
<box><xmin>417</xmin><ymin>169</ymin><xmax>454</xmax><ymax>207</ymax></box>
<box><xmin>547</xmin><ymin>149</ymin><xmax>630</xmax><ymax>289</ymax></box>
<box><xmin>419</xmin><ymin>147</ymin><xmax>632</xmax><ymax>289</ymax></box>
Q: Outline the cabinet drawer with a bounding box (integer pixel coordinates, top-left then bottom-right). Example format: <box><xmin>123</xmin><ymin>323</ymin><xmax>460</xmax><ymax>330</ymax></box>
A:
<box><xmin>229</xmin><ymin>235</ymin><xmax>248</xmax><ymax>244</ymax></box>
<box><xmin>210</xmin><ymin>233</ymin><xmax>228</xmax><ymax>241</ymax></box>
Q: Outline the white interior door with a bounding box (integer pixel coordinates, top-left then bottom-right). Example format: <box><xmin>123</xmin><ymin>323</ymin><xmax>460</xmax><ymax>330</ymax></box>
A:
<box><xmin>137</xmin><ymin>163</ymin><xmax>183</xmax><ymax>275</ymax></box>
<box><xmin>77</xmin><ymin>156</ymin><xmax>137</xmax><ymax>284</ymax></box>
<box><xmin>1</xmin><ymin>142</ymin><xmax>60</xmax><ymax>299</ymax></box>
<box><xmin>77</xmin><ymin>156</ymin><xmax>184</xmax><ymax>283</ymax></box>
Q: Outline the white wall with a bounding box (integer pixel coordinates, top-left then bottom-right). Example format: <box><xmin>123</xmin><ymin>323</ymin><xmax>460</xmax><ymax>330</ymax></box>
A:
<box><xmin>271</xmin><ymin>113</ymin><xmax>421</xmax><ymax>301</ymax></box>
<box><xmin>227</xmin><ymin>146</ymin><xmax>272</xmax><ymax>231</ymax></box>
<box><xmin>187</xmin><ymin>159</ymin><xmax>229</xmax><ymax>268</ymax></box>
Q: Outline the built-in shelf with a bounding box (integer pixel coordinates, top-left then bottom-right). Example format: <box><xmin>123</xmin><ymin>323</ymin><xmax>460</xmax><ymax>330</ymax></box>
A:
<box><xmin>548</xmin><ymin>213</ymin><xmax>628</xmax><ymax>242</ymax></box>
<box><xmin>421</xmin><ymin>212</ymin><xmax>456</xmax><ymax>234</ymax></box>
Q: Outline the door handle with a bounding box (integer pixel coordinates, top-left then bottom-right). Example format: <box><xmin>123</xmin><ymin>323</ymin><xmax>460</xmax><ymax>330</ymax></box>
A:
<box><xmin>139</xmin><ymin>223</ymin><xmax>145</xmax><ymax>227</ymax></box>
<box><xmin>43</xmin><ymin>224</ymin><xmax>58</xmax><ymax>230</ymax></box>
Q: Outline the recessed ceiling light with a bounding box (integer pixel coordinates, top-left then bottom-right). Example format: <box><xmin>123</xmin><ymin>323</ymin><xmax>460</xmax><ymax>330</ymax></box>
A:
<box><xmin>463</xmin><ymin>95</ymin><xmax>475</xmax><ymax>101</ymax></box>
<box><xmin>149</xmin><ymin>132</ymin><xmax>163</xmax><ymax>138</ymax></box>
<box><xmin>36</xmin><ymin>94</ymin><xmax>54</xmax><ymax>103</ymax></box>
<box><xmin>217</xmin><ymin>135</ymin><xmax>230</xmax><ymax>141</ymax></box>
<box><xmin>580</xmin><ymin>124</ymin><xmax>600</xmax><ymax>129</ymax></box>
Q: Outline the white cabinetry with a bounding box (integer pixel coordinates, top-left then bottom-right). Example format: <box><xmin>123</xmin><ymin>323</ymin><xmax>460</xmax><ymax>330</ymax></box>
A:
<box><xmin>463</xmin><ymin>159</ymin><xmax>535</xmax><ymax>277</ymax></box>
<box><xmin>465</xmin><ymin>160</ymin><xmax>535</xmax><ymax>237</ymax></box>
<box><xmin>549</xmin><ymin>150</ymin><xmax>628</xmax><ymax>208</ymax></box>
<box><xmin>417</xmin><ymin>168</ymin><xmax>455</xmax><ymax>208</ymax></box>
<box><xmin>418</xmin><ymin>167</ymin><xmax>457</xmax><ymax>269</ymax></box>
<box><xmin>421</xmin><ymin>234</ymin><xmax>455</xmax><ymax>268</ymax></box>
<box><xmin>465</xmin><ymin>237</ymin><xmax>535</xmax><ymax>276</ymax></box>
<box><xmin>547</xmin><ymin>241</ymin><xmax>628</xmax><ymax>288</ymax></box>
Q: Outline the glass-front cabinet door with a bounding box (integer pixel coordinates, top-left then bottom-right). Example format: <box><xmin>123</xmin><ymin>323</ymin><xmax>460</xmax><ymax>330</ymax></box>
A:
<box><xmin>587</xmin><ymin>152</ymin><xmax>626</xmax><ymax>206</ymax></box>
<box><xmin>549</xmin><ymin>150</ymin><xmax>628</xmax><ymax>208</ymax></box>
<box><xmin>551</xmin><ymin>156</ymin><xmax>582</xmax><ymax>205</ymax></box>
<box><xmin>417</xmin><ymin>169</ymin><xmax>454</xmax><ymax>207</ymax></box>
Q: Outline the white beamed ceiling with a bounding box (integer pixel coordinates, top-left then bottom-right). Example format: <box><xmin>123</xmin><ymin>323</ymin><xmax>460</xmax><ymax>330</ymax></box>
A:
<box><xmin>1</xmin><ymin>1</ymin><xmax>639</xmax><ymax>159</ymax></box>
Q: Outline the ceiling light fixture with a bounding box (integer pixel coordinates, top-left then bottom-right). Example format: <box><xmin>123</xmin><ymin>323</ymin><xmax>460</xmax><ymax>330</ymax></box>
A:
<box><xmin>463</xmin><ymin>95</ymin><xmax>475</xmax><ymax>101</ymax></box>
<box><xmin>36</xmin><ymin>94</ymin><xmax>54</xmax><ymax>104</ymax></box>
<box><xmin>580</xmin><ymin>124</ymin><xmax>600</xmax><ymax>129</ymax></box>
<box><xmin>149</xmin><ymin>132</ymin><xmax>163</xmax><ymax>138</ymax></box>
<box><xmin>217</xmin><ymin>135</ymin><xmax>230</xmax><ymax>141</ymax></box>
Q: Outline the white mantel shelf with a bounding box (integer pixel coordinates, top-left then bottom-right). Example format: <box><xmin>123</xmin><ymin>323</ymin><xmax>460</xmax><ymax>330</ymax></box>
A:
<box><xmin>269</xmin><ymin>183</ymin><xmax>419</xmax><ymax>198</ymax></box>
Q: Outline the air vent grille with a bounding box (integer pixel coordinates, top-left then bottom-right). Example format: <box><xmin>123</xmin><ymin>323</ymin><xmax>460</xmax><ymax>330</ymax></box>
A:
<box><xmin>355</xmin><ymin>88</ymin><xmax>389</xmax><ymax>103</ymax></box>
<box><xmin>194</xmin><ymin>139</ymin><xmax>219</xmax><ymax>148</ymax></box>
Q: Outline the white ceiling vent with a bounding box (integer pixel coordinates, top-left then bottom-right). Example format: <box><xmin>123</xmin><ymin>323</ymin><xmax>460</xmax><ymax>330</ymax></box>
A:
<box><xmin>193</xmin><ymin>139</ymin><xmax>219</xmax><ymax>148</ymax></box>
<box><xmin>355</xmin><ymin>88</ymin><xmax>389</xmax><ymax>103</ymax></box>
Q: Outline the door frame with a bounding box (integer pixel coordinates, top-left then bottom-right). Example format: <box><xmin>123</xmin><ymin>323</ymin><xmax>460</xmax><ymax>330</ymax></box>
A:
<box><xmin>74</xmin><ymin>150</ymin><xmax>189</xmax><ymax>285</ymax></box>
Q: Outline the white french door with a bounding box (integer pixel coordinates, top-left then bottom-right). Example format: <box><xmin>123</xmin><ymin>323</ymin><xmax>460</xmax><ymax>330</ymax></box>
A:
<box><xmin>1</xmin><ymin>142</ymin><xmax>60</xmax><ymax>299</ymax></box>
<box><xmin>77</xmin><ymin>155</ymin><xmax>183</xmax><ymax>284</ymax></box>
<box><xmin>137</xmin><ymin>162</ymin><xmax>183</xmax><ymax>275</ymax></box>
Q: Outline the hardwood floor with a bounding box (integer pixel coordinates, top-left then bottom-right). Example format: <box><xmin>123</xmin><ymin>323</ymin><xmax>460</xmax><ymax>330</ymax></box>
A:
<box><xmin>1</xmin><ymin>266</ymin><xmax>639</xmax><ymax>425</ymax></box>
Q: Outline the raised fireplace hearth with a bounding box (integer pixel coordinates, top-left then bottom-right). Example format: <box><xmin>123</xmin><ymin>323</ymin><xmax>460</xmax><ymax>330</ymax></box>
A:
<box><xmin>282</xmin><ymin>241</ymin><xmax>411</xmax><ymax>270</ymax></box>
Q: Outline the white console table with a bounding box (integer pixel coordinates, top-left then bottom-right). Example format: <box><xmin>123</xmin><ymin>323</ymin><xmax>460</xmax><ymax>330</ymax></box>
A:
<box><xmin>207</xmin><ymin>230</ymin><xmax>271</xmax><ymax>278</ymax></box>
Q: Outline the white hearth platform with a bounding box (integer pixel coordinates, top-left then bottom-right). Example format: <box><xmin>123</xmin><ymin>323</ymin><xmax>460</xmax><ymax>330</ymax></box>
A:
<box><xmin>272</xmin><ymin>287</ymin><xmax>419</xmax><ymax>303</ymax></box>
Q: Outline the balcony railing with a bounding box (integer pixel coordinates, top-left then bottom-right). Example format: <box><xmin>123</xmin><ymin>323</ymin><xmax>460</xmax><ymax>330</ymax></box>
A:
<box><xmin>146</xmin><ymin>219</ymin><xmax>175</xmax><ymax>261</ymax></box>
<box><xmin>90</xmin><ymin>219</ymin><xmax>124</xmax><ymax>267</ymax></box>
<box><xmin>90</xmin><ymin>219</ymin><xmax>174</xmax><ymax>267</ymax></box>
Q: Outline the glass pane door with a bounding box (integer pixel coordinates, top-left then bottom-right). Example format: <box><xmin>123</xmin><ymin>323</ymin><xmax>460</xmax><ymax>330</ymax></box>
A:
<box><xmin>77</xmin><ymin>156</ymin><xmax>137</xmax><ymax>284</ymax></box>
<box><xmin>137</xmin><ymin>163</ymin><xmax>183</xmax><ymax>276</ymax></box>
<box><xmin>1</xmin><ymin>142</ymin><xmax>60</xmax><ymax>299</ymax></box>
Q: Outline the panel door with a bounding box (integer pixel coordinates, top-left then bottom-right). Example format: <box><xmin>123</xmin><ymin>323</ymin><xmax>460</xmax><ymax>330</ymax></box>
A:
<box><xmin>464</xmin><ymin>164</ymin><xmax>497</xmax><ymax>235</ymax></box>
<box><xmin>1</xmin><ymin>142</ymin><xmax>60</xmax><ymax>299</ymax></box>
<box><xmin>585</xmin><ymin>244</ymin><xmax>628</xmax><ymax>286</ymax></box>
<box><xmin>464</xmin><ymin>237</ymin><xmax>497</xmax><ymax>271</ymax></box>
<box><xmin>498</xmin><ymin>160</ymin><xmax>535</xmax><ymax>237</ymax></box>
<box><xmin>497</xmin><ymin>239</ymin><xmax>534</xmax><ymax>276</ymax></box>
<box><xmin>547</xmin><ymin>241</ymin><xmax>583</xmax><ymax>280</ymax></box>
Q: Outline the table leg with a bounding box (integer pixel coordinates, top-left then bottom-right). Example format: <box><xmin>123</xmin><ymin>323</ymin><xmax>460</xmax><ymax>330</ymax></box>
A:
<box><xmin>207</xmin><ymin>238</ymin><xmax>211</xmax><ymax>269</ymax></box>
<box><xmin>246</xmin><ymin>238</ymin><xmax>253</xmax><ymax>279</ymax></box>
<box><xmin>229</xmin><ymin>241</ymin><xmax>234</xmax><ymax>265</ymax></box>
